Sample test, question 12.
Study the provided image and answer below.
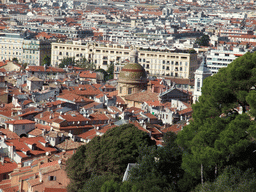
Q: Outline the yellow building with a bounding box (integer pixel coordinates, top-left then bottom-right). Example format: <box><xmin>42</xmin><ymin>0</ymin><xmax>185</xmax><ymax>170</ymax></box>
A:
<box><xmin>51</xmin><ymin>41</ymin><xmax>198</xmax><ymax>79</ymax></box>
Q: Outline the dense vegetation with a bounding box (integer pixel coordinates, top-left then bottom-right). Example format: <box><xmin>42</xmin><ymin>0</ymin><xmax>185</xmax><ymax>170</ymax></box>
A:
<box><xmin>195</xmin><ymin>35</ymin><xmax>210</xmax><ymax>46</ymax></box>
<box><xmin>177</xmin><ymin>51</ymin><xmax>256</xmax><ymax>190</ymax></box>
<box><xmin>66</xmin><ymin>52</ymin><xmax>256</xmax><ymax>191</ymax></box>
<box><xmin>65</xmin><ymin>124</ymin><xmax>155</xmax><ymax>192</ymax></box>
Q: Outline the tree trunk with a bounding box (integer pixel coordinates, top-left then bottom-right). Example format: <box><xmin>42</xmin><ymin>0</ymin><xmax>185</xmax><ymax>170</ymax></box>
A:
<box><xmin>201</xmin><ymin>163</ymin><xmax>204</xmax><ymax>185</ymax></box>
<box><xmin>215</xmin><ymin>164</ymin><xmax>217</xmax><ymax>178</ymax></box>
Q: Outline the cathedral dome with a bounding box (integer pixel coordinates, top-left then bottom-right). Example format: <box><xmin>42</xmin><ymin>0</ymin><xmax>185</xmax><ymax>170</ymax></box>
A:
<box><xmin>119</xmin><ymin>63</ymin><xmax>147</xmax><ymax>83</ymax></box>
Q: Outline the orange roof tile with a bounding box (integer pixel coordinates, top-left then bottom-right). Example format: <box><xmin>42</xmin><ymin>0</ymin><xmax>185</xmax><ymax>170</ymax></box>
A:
<box><xmin>5</xmin><ymin>119</ymin><xmax>35</xmax><ymax>125</ymax></box>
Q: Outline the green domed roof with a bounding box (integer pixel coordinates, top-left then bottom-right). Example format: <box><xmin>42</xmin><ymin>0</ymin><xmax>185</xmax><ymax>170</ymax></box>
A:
<box><xmin>119</xmin><ymin>63</ymin><xmax>147</xmax><ymax>82</ymax></box>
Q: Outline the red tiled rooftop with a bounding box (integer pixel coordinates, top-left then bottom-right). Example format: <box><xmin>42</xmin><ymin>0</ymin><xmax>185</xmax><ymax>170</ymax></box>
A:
<box><xmin>0</xmin><ymin>157</ymin><xmax>18</xmax><ymax>174</ymax></box>
<box><xmin>5</xmin><ymin>119</ymin><xmax>35</xmax><ymax>125</ymax></box>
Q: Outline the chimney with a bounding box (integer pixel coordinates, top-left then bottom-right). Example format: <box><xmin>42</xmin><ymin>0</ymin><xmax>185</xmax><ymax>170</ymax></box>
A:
<box><xmin>0</xmin><ymin>157</ymin><xmax>4</xmax><ymax>165</ymax></box>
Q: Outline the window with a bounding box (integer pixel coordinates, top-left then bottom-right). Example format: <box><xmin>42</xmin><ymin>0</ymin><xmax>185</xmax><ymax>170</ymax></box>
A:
<box><xmin>22</xmin><ymin>125</ymin><xmax>25</xmax><ymax>130</ymax></box>
<box><xmin>119</xmin><ymin>87</ymin><xmax>122</xmax><ymax>93</ymax></box>
<box><xmin>128</xmin><ymin>88</ymin><xmax>132</xmax><ymax>94</ymax></box>
<box><xmin>48</xmin><ymin>176</ymin><xmax>56</xmax><ymax>181</ymax></box>
<box><xmin>197</xmin><ymin>78</ymin><xmax>201</xmax><ymax>91</ymax></box>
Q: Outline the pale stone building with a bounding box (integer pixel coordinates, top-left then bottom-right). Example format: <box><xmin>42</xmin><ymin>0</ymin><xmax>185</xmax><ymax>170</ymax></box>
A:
<box><xmin>193</xmin><ymin>57</ymin><xmax>212</xmax><ymax>103</ymax></box>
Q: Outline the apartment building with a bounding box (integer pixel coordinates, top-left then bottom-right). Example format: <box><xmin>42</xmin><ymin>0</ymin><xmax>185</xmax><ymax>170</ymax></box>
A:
<box><xmin>51</xmin><ymin>41</ymin><xmax>132</xmax><ymax>70</ymax></box>
<box><xmin>138</xmin><ymin>47</ymin><xmax>198</xmax><ymax>79</ymax></box>
<box><xmin>0</xmin><ymin>33</ymin><xmax>23</xmax><ymax>62</ymax></box>
<box><xmin>0</xmin><ymin>34</ymin><xmax>51</xmax><ymax>66</ymax></box>
<box><xmin>51</xmin><ymin>41</ymin><xmax>198</xmax><ymax>79</ymax></box>
<box><xmin>206</xmin><ymin>47</ymin><xmax>247</xmax><ymax>74</ymax></box>
<box><xmin>22</xmin><ymin>39</ymin><xmax>51</xmax><ymax>66</ymax></box>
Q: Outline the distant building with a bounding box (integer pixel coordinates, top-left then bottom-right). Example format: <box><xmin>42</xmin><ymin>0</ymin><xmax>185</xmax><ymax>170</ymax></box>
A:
<box><xmin>51</xmin><ymin>42</ymin><xmax>198</xmax><ymax>79</ymax></box>
<box><xmin>206</xmin><ymin>47</ymin><xmax>246</xmax><ymax>74</ymax></box>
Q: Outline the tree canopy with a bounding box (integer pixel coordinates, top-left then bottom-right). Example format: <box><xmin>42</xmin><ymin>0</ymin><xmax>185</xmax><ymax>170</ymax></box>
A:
<box><xmin>176</xmin><ymin>51</ymin><xmax>256</xmax><ymax>189</ymax></box>
<box><xmin>59</xmin><ymin>57</ymin><xmax>75</xmax><ymax>68</ymax></box>
<box><xmin>127</xmin><ymin>132</ymin><xmax>183</xmax><ymax>191</ymax></box>
<box><xmin>66</xmin><ymin>124</ymin><xmax>155</xmax><ymax>192</ymax></box>
<box><xmin>195</xmin><ymin>35</ymin><xmax>210</xmax><ymax>46</ymax></box>
<box><xmin>42</xmin><ymin>55</ymin><xmax>51</xmax><ymax>66</ymax></box>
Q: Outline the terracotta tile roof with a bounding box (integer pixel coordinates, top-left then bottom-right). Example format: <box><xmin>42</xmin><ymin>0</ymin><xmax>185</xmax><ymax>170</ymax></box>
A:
<box><xmin>178</xmin><ymin>107</ymin><xmax>193</xmax><ymax>115</ymax></box>
<box><xmin>55</xmin><ymin>139</ymin><xmax>85</xmax><ymax>150</ymax></box>
<box><xmin>79</xmin><ymin>71</ymin><xmax>97</xmax><ymax>79</ymax></box>
<box><xmin>116</xmin><ymin>96</ymin><xmax>126</xmax><ymax>105</ymax></box>
<box><xmin>10</xmin><ymin>166</ymin><xmax>33</xmax><ymax>177</ymax></box>
<box><xmin>64</xmin><ymin>85</ymin><xmax>102</xmax><ymax>97</ymax></box>
<box><xmin>18</xmin><ymin>110</ymin><xmax>41</xmax><ymax>117</ymax></box>
<box><xmin>44</xmin><ymin>188</ymin><xmax>67</xmax><ymax>192</ymax></box>
<box><xmin>89</xmin><ymin>113</ymin><xmax>110</xmax><ymax>121</ymax></box>
<box><xmin>26</xmin><ymin>178</ymin><xmax>42</xmax><ymax>187</ymax></box>
<box><xmin>0</xmin><ymin>68</ymin><xmax>6</xmax><ymax>73</ymax></box>
<box><xmin>5</xmin><ymin>137</ymin><xmax>57</xmax><ymax>159</ymax></box>
<box><xmin>35</xmin><ymin>124</ymin><xmax>51</xmax><ymax>131</ymax></box>
<box><xmin>144</xmin><ymin>113</ymin><xmax>158</xmax><ymax>120</ymax></box>
<box><xmin>22</xmin><ymin>99</ymin><xmax>33</xmax><ymax>106</ymax></box>
<box><xmin>0</xmin><ymin>157</ymin><xmax>18</xmax><ymax>174</ymax></box>
<box><xmin>98</xmin><ymin>124</ymin><xmax>117</xmax><ymax>134</ymax></box>
<box><xmin>39</xmin><ymin>160</ymin><xmax>59</xmax><ymax>169</ymax></box>
<box><xmin>34</xmin><ymin>111</ymin><xmax>60</xmax><ymax>124</ymax></box>
<box><xmin>60</xmin><ymin>112</ymin><xmax>90</xmax><ymax>122</ymax></box>
<box><xmin>1</xmin><ymin>185</ymin><xmax>19</xmax><ymax>192</ymax></box>
<box><xmin>107</xmin><ymin>90</ymin><xmax>118</xmax><ymax>97</ymax></box>
<box><xmin>125</xmin><ymin>107</ymin><xmax>144</xmax><ymax>114</ymax></box>
<box><xmin>82</xmin><ymin>101</ymin><xmax>102</xmax><ymax>109</ymax></box>
<box><xmin>27</xmin><ymin>129</ymin><xmax>43</xmax><ymax>137</ymax></box>
<box><xmin>26</xmin><ymin>66</ymin><xmax>65</xmax><ymax>73</ymax></box>
<box><xmin>5</xmin><ymin>119</ymin><xmax>35</xmax><ymax>125</ymax></box>
<box><xmin>125</xmin><ymin>90</ymin><xmax>159</xmax><ymax>103</ymax></box>
<box><xmin>0</xmin><ymin>128</ymin><xmax>19</xmax><ymax>139</ymax></box>
<box><xmin>145</xmin><ymin>100</ymin><xmax>161</xmax><ymax>107</ymax></box>
<box><xmin>162</xmin><ymin>124</ymin><xmax>182</xmax><ymax>134</ymax></box>
<box><xmin>57</xmin><ymin>93</ymin><xmax>93</xmax><ymax>103</ymax></box>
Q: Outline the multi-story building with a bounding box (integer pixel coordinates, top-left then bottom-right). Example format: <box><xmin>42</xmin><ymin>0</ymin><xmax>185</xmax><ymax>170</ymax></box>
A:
<box><xmin>0</xmin><ymin>33</ymin><xmax>51</xmax><ymax>66</ymax></box>
<box><xmin>22</xmin><ymin>39</ymin><xmax>51</xmax><ymax>66</ymax></box>
<box><xmin>51</xmin><ymin>41</ymin><xmax>132</xmax><ymax>70</ymax></box>
<box><xmin>0</xmin><ymin>33</ymin><xmax>23</xmax><ymax>62</ymax></box>
<box><xmin>51</xmin><ymin>41</ymin><xmax>198</xmax><ymax>79</ymax></box>
<box><xmin>206</xmin><ymin>47</ymin><xmax>247</xmax><ymax>74</ymax></box>
<box><xmin>137</xmin><ymin>47</ymin><xmax>198</xmax><ymax>79</ymax></box>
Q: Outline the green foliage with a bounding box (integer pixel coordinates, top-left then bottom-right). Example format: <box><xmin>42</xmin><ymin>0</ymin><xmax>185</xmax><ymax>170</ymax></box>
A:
<box><xmin>128</xmin><ymin>132</ymin><xmax>182</xmax><ymax>191</ymax></box>
<box><xmin>177</xmin><ymin>51</ymin><xmax>256</xmax><ymax>190</ymax></box>
<box><xmin>79</xmin><ymin>174</ymin><xmax>119</xmax><ymax>192</ymax></box>
<box><xmin>12</xmin><ymin>57</ymin><xmax>18</xmax><ymax>63</ymax></box>
<box><xmin>66</xmin><ymin>124</ymin><xmax>154</xmax><ymax>192</ymax></box>
<box><xmin>76</xmin><ymin>57</ymin><xmax>95</xmax><ymax>70</ymax></box>
<box><xmin>101</xmin><ymin>180</ymin><xmax>120</xmax><ymax>192</ymax></box>
<box><xmin>59</xmin><ymin>57</ymin><xmax>75</xmax><ymax>68</ymax></box>
<box><xmin>195</xmin><ymin>35</ymin><xmax>210</xmax><ymax>46</ymax></box>
<box><xmin>42</xmin><ymin>55</ymin><xmax>51</xmax><ymax>66</ymax></box>
<box><xmin>66</xmin><ymin>145</ymin><xmax>89</xmax><ymax>192</ymax></box>
<box><xmin>106</xmin><ymin>63</ymin><xmax>114</xmax><ymax>80</ymax></box>
<box><xmin>194</xmin><ymin>166</ymin><xmax>256</xmax><ymax>192</ymax></box>
<box><xmin>119</xmin><ymin>182</ymin><xmax>133</xmax><ymax>192</ymax></box>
